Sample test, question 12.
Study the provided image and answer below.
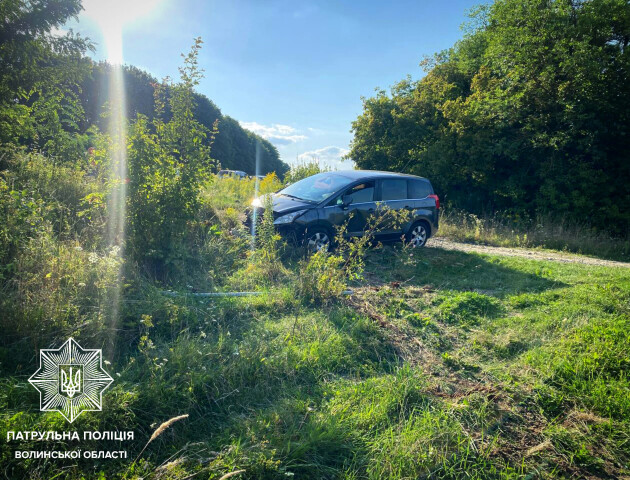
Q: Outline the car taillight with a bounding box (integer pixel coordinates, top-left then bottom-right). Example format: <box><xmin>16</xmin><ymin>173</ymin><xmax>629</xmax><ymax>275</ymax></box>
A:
<box><xmin>428</xmin><ymin>194</ymin><xmax>440</xmax><ymax>209</ymax></box>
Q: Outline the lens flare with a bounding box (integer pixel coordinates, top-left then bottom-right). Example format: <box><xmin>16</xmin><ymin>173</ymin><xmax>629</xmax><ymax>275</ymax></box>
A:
<box><xmin>80</xmin><ymin>0</ymin><xmax>164</xmax><ymax>351</ymax></box>
<box><xmin>81</xmin><ymin>0</ymin><xmax>165</xmax><ymax>64</ymax></box>
<box><xmin>250</xmin><ymin>140</ymin><xmax>263</xmax><ymax>247</ymax></box>
<box><xmin>102</xmin><ymin>64</ymin><xmax>127</xmax><ymax>353</ymax></box>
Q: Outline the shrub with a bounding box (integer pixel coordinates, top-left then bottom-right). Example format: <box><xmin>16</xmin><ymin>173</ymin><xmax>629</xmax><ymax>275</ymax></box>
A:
<box><xmin>297</xmin><ymin>251</ymin><xmax>347</xmax><ymax>304</ymax></box>
<box><xmin>0</xmin><ymin>149</ymin><xmax>104</xmax><ymax>276</ymax></box>
<box><xmin>201</xmin><ymin>172</ymin><xmax>283</xmax><ymax>212</ymax></box>
<box><xmin>297</xmin><ymin>205</ymin><xmax>411</xmax><ymax>304</ymax></box>
<box><xmin>0</xmin><ymin>234</ymin><xmax>122</xmax><ymax>370</ymax></box>
<box><xmin>126</xmin><ymin>39</ymin><xmax>218</xmax><ymax>278</ymax></box>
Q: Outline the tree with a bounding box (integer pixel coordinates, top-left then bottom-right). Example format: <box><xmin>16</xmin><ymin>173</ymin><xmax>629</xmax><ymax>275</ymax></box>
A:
<box><xmin>349</xmin><ymin>0</ymin><xmax>630</xmax><ymax>234</ymax></box>
<box><xmin>0</xmin><ymin>0</ymin><xmax>92</xmax><ymax>161</ymax></box>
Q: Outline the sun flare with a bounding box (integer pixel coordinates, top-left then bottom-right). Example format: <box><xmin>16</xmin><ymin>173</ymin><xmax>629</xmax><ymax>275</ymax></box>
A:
<box><xmin>81</xmin><ymin>0</ymin><xmax>165</xmax><ymax>64</ymax></box>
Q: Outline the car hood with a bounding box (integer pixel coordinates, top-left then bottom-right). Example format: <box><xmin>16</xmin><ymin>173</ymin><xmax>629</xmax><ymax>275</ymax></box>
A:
<box><xmin>272</xmin><ymin>193</ymin><xmax>313</xmax><ymax>214</ymax></box>
<box><xmin>253</xmin><ymin>193</ymin><xmax>313</xmax><ymax>215</ymax></box>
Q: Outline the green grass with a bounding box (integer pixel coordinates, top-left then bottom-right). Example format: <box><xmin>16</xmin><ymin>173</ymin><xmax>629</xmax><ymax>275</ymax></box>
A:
<box><xmin>1</xmin><ymin>154</ymin><xmax>629</xmax><ymax>479</ymax></box>
<box><xmin>3</xmin><ymin>245</ymin><xmax>629</xmax><ymax>479</ymax></box>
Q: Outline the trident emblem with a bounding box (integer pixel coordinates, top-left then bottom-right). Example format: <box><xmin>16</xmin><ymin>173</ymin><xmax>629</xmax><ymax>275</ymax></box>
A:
<box><xmin>60</xmin><ymin>365</ymin><xmax>82</xmax><ymax>398</ymax></box>
<box><xmin>30</xmin><ymin>338</ymin><xmax>113</xmax><ymax>422</ymax></box>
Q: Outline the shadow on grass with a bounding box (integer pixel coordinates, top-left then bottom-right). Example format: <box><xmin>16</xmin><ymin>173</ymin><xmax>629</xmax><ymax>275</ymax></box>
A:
<box><xmin>365</xmin><ymin>245</ymin><xmax>565</xmax><ymax>299</ymax></box>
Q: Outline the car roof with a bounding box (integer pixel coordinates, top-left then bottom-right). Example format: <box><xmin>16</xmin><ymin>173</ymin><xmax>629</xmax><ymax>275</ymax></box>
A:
<box><xmin>327</xmin><ymin>170</ymin><xmax>429</xmax><ymax>181</ymax></box>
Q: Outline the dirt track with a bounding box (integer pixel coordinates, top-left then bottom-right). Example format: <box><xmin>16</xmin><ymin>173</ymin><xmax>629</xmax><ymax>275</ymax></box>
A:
<box><xmin>429</xmin><ymin>237</ymin><xmax>630</xmax><ymax>268</ymax></box>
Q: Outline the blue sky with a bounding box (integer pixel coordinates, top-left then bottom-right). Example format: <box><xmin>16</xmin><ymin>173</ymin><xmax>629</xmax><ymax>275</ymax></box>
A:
<box><xmin>66</xmin><ymin>0</ymin><xmax>481</xmax><ymax>168</ymax></box>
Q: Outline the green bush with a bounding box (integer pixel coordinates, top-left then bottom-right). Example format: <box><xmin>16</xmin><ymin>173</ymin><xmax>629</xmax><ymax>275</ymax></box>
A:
<box><xmin>297</xmin><ymin>251</ymin><xmax>347</xmax><ymax>304</ymax></box>
<box><xmin>126</xmin><ymin>39</ymin><xmax>218</xmax><ymax>278</ymax></box>
<box><xmin>201</xmin><ymin>172</ymin><xmax>283</xmax><ymax>212</ymax></box>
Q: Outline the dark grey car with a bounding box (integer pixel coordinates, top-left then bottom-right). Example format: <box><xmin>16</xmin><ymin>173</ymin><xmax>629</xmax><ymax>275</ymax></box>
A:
<box><xmin>251</xmin><ymin>170</ymin><xmax>439</xmax><ymax>251</ymax></box>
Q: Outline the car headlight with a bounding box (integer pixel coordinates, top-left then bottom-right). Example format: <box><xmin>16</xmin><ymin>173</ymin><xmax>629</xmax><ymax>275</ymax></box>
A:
<box><xmin>251</xmin><ymin>197</ymin><xmax>263</xmax><ymax>208</ymax></box>
<box><xmin>274</xmin><ymin>210</ymin><xmax>306</xmax><ymax>225</ymax></box>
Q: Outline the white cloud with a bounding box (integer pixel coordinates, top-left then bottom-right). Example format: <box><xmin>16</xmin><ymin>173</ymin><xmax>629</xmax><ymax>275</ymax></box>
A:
<box><xmin>297</xmin><ymin>146</ymin><xmax>352</xmax><ymax>170</ymax></box>
<box><xmin>240</xmin><ymin>122</ymin><xmax>307</xmax><ymax>145</ymax></box>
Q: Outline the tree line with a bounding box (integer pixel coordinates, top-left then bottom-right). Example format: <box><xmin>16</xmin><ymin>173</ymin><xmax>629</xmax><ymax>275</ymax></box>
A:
<box><xmin>349</xmin><ymin>0</ymin><xmax>630</xmax><ymax>236</ymax></box>
<box><xmin>82</xmin><ymin>63</ymin><xmax>287</xmax><ymax>176</ymax></box>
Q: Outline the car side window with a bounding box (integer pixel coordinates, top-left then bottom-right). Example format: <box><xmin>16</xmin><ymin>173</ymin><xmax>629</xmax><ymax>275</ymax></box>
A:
<box><xmin>336</xmin><ymin>181</ymin><xmax>375</xmax><ymax>205</ymax></box>
<box><xmin>380</xmin><ymin>179</ymin><xmax>408</xmax><ymax>201</ymax></box>
<box><xmin>408</xmin><ymin>179</ymin><xmax>432</xmax><ymax>199</ymax></box>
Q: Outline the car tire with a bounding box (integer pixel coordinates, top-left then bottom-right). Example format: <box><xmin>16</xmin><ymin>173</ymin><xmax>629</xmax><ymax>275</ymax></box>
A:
<box><xmin>406</xmin><ymin>221</ymin><xmax>429</xmax><ymax>248</ymax></box>
<box><xmin>304</xmin><ymin>227</ymin><xmax>333</xmax><ymax>253</ymax></box>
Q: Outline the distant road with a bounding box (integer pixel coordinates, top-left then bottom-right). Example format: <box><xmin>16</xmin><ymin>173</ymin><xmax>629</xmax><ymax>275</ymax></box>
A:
<box><xmin>429</xmin><ymin>238</ymin><xmax>630</xmax><ymax>268</ymax></box>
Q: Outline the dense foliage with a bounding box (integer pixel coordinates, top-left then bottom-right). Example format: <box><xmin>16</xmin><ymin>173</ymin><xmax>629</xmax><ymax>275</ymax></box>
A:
<box><xmin>284</xmin><ymin>160</ymin><xmax>330</xmax><ymax>184</ymax></box>
<box><xmin>0</xmin><ymin>0</ymin><xmax>92</xmax><ymax>161</ymax></box>
<box><xmin>349</xmin><ymin>0</ymin><xmax>630</xmax><ymax>235</ymax></box>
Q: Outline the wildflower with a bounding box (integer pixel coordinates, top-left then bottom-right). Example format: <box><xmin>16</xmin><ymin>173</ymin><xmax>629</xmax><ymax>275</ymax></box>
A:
<box><xmin>88</xmin><ymin>252</ymin><xmax>99</xmax><ymax>263</ymax></box>
<box><xmin>78</xmin><ymin>282</ymin><xmax>86</xmax><ymax>287</ymax></box>
<box><xmin>74</xmin><ymin>246</ymin><xmax>83</xmax><ymax>252</ymax></box>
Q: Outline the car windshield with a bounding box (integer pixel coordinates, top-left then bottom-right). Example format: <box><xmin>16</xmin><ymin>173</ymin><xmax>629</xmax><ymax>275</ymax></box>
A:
<box><xmin>279</xmin><ymin>172</ymin><xmax>355</xmax><ymax>203</ymax></box>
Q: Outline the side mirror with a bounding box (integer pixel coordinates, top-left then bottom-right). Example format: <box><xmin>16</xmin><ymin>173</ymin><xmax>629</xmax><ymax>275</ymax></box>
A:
<box><xmin>341</xmin><ymin>195</ymin><xmax>353</xmax><ymax>207</ymax></box>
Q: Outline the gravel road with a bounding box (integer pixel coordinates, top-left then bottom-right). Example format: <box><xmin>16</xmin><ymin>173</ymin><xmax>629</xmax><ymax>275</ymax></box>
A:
<box><xmin>428</xmin><ymin>237</ymin><xmax>630</xmax><ymax>268</ymax></box>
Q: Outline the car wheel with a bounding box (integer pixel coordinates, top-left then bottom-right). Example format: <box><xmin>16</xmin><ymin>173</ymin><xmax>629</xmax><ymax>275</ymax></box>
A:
<box><xmin>406</xmin><ymin>221</ymin><xmax>429</xmax><ymax>248</ymax></box>
<box><xmin>305</xmin><ymin>228</ymin><xmax>332</xmax><ymax>253</ymax></box>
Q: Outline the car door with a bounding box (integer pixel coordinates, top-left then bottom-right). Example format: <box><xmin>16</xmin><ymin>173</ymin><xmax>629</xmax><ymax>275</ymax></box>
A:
<box><xmin>320</xmin><ymin>181</ymin><xmax>376</xmax><ymax>236</ymax></box>
<box><xmin>377</xmin><ymin>178</ymin><xmax>410</xmax><ymax>237</ymax></box>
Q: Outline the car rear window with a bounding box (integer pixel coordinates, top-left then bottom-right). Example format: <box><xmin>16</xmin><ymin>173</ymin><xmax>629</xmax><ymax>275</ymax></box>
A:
<box><xmin>408</xmin><ymin>179</ymin><xmax>432</xmax><ymax>199</ymax></box>
<box><xmin>381</xmin><ymin>179</ymin><xmax>408</xmax><ymax>201</ymax></box>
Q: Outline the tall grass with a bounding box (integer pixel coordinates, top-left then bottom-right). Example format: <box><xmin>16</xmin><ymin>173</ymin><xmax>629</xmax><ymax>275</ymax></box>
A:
<box><xmin>200</xmin><ymin>172</ymin><xmax>283</xmax><ymax>211</ymax></box>
<box><xmin>438</xmin><ymin>208</ymin><xmax>630</xmax><ymax>261</ymax></box>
